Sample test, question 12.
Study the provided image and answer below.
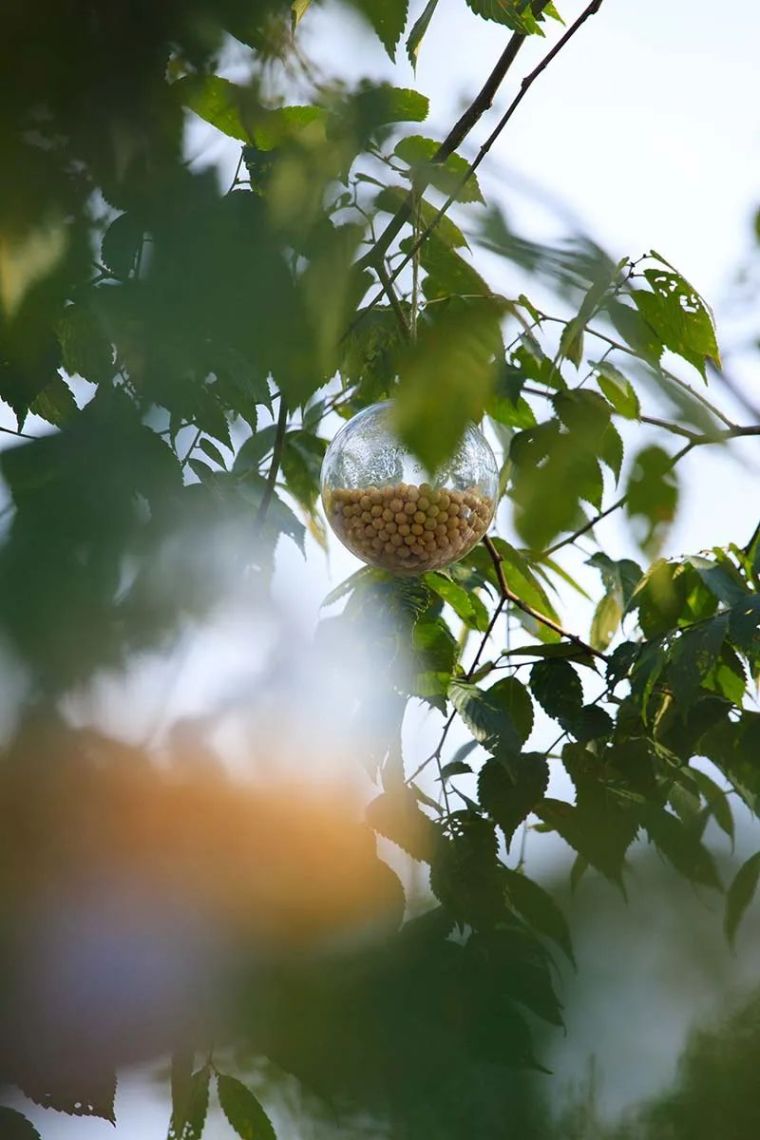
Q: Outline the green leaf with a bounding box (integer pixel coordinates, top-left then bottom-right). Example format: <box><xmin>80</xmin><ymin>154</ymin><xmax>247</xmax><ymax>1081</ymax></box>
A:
<box><xmin>375</xmin><ymin>185</ymin><xmax>467</xmax><ymax>249</ymax></box>
<box><xmin>641</xmin><ymin>805</ymin><xmax>722</xmax><ymax>891</ymax></box>
<box><xmin>625</xmin><ymin>444</ymin><xmax>679</xmax><ymax>556</ymax></box>
<box><xmin>101</xmin><ymin>212</ymin><xmax>144</xmax><ymax>278</ymax></box>
<box><xmin>587</xmin><ymin>552</ymin><xmax>643</xmax><ymax>609</ymax></box>
<box><xmin>292</xmin><ymin>0</ymin><xmax>313</xmax><ymax>27</ymax></box>
<box><xmin>393</xmin><ymin>135</ymin><xmax>484</xmax><ymax>203</ymax></box>
<box><xmin>417</xmin><ymin>234</ymin><xmax>493</xmax><ymax>299</ymax></box>
<box><xmin>58</xmin><ymin>304</ymin><xmax>114</xmax><ymax>383</ymax></box>
<box><xmin>449</xmin><ymin>680</ymin><xmax>522</xmax><ymax>757</ymax></box>
<box><xmin>537</xmin><ymin>796</ymin><xmax>634</xmax><ymax>886</ymax></box>
<box><xmin>725</xmin><ymin>851</ymin><xmax>760</xmax><ymax>947</ymax></box>
<box><xmin>488</xmin><ymin>675</ymin><xmax>534</xmax><ymax>743</ymax></box>
<box><xmin>465</xmin><ymin>0</ymin><xmax>544</xmax><ymax>34</ymax></box>
<box><xmin>633</xmin><ymin>257</ymin><xmax>721</xmax><ymax>378</ymax></box>
<box><xmin>592</xmin><ymin>360</ymin><xmax>640</xmax><ymax>419</ymax></box>
<box><xmin>366</xmin><ymin>788</ymin><xmax>437</xmax><ymax>861</ymax></box>
<box><xmin>502</xmin><ymin>867</ymin><xmax>575</xmax><ymax>965</ymax></box>
<box><xmin>502</xmin><ymin>641</ymin><xmax>596</xmax><ymax>667</ymax></box>
<box><xmin>589</xmin><ymin>592</ymin><xmax>622</xmax><ymax>651</ymax></box>
<box><xmin>394</xmin><ymin>299</ymin><xmax>501</xmax><ymax>472</ymax></box>
<box><xmin>168</xmin><ymin>1066</ymin><xmax>210</xmax><ymax>1140</ymax></box>
<box><xmin>351</xmin><ymin>0</ymin><xmax>409</xmax><ymax>58</ymax></box>
<box><xmin>281</xmin><ymin>431</ymin><xmax>326</xmax><ymax>512</ymax></box>
<box><xmin>425</xmin><ymin>571</ymin><xmax>489</xmax><ymax>631</ymax></box>
<box><xmin>411</xmin><ymin>612</ymin><xmax>458</xmax><ymax>709</ymax></box>
<box><xmin>406</xmin><ymin>0</ymin><xmax>440</xmax><ymax>68</ymax></box>
<box><xmin>0</xmin><ymin>1108</ymin><xmax>42</xmax><ymax>1140</ymax></box>
<box><xmin>478</xmin><ymin>753</ymin><xmax>548</xmax><ymax>848</ymax></box>
<box><xmin>174</xmin><ymin>75</ymin><xmax>251</xmax><ymax>141</ymax></box>
<box><xmin>471</xmin><ymin>538</ymin><xmax>562</xmax><ymax>642</ymax></box>
<box><xmin>686</xmin><ymin>554</ymin><xmax>749</xmax><ymax>608</ymax></box>
<box><xmin>352</xmin><ymin>84</ymin><xmax>429</xmax><ymax>130</ymax></box>
<box><xmin>198</xmin><ymin>438</ymin><xmax>228</xmax><ymax>469</ymax></box>
<box><xmin>530</xmin><ymin>658</ymin><xmax>583</xmax><ymax>727</ymax></box>
<box><xmin>29</xmin><ymin>373</ymin><xmax>77</xmax><ymax>426</ymax></box>
<box><xmin>217</xmin><ymin>1075</ymin><xmax>276</xmax><ymax>1140</ymax></box>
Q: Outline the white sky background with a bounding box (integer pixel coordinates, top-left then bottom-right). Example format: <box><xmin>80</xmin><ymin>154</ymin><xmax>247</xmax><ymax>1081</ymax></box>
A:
<box><xmin>17</xmin><ymin>0</ymin><xmax>760</xmax><ymax>1135</ymax></box>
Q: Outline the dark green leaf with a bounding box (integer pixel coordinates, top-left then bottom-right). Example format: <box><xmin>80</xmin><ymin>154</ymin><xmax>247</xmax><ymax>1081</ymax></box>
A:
<box><xmin>393</xmin><ymin>135</ymin><xmax>484</xmax><ymax>203</ymax></box>
<box><xmin>537</xmin><ymin>796</ymin><xmax>635</xmax><ymax>886</ymax></box>
<box><xmin>367</xmin><ymin>789</ymin><xmax>437</xmax><ymax>861</ymax></box>
<box><xmin>217</xmin><ymin>1074</ymin><xmax>276</xmax><ymax>1140</ymax></box>
<box><xmin>725</xmin><ymin>851</ymin><xmax>760</xmax><ymax>948</ymax></box>
<box><xmin>478</xmin><ymin>753</ymin><xmax>548</xmax><ymax>848</ymax></box>
<box><xmin>440</xmin><ymin>758</ymin><xmax>474</xmax><ymax>779</ymax></box>
<box><xmin>101</xmin><ymin>212</ymin><xmax>144</xmax><ymax>278</ymax></box>
<box><xmin>449</xmin><ymin>680</ymin><xmax>522</xmax><ymax>757</ymax></box>
<box><xmin>351</xmin><ymin>0</ymin><xmax>409</xmax><ymax>58</ymax></box>
<box><xmin>502</xmin><ymin>867</ymin><xmax>575</xmax><ymax>965</ymax></box>
<box><xmin>587</xmin><ymin>552</ymin><xmax>643</xmax><ymax>609</ymax></box>
<box><xmin>19</xmin><ymin>1071</ymin><xmax>116</xmax><ymax>1123</ymax></box>
<box><xmin>465</xmin><ymin>0</ymin><xmax>544</xmax><ymax>34</ymax></box>
<box><xmin>641</xmin><ymin>805</ymin><xmax>722</xmax><ymax>891</ymax></box>
<box><xmin>0</xmin><ymin>1108</ymin><xmax>42</xmax><ymax>1140</ymax></box>
<box><xmin>198</xmin><ymin>438</ymin><xmax>228</xmax><ymax>469</ymax></box>
<box><xmin>58</xmin><ymin>304</ymin><xmax>114</xmax><ymax>383</ymax></box>
<box><xmin>29</xmin><ymin>373</ymin><xmax>77</xmax><ymax>426</ymax></box>
<box><xmin>168</xmin><ymin>1066</ymin><xmax>210</xmax><ymax>1140</ymax></box>
<box><xmin>530</xmin><ymin>658</ymin><xmax>583</xmax><ymax>727</ymax></box>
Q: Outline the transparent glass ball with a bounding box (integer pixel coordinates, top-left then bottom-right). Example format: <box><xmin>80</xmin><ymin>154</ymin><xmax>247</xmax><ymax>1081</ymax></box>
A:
<box><xmin>321</xmin><ymin>401</ymin><xmax>498</xmax><ymax>575</ymax></box>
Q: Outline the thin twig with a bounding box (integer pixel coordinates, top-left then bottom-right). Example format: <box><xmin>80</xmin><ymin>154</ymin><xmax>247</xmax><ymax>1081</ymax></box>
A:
<box><xmin>346</xmin><ymin>0</ymin><xmax>607</xmax><ymax>340</ymax></box>
<box><xmin>255</xmin><ymin>399</ymin><xmax>288</xmax><ymax>527</ymax></box>
<box><xmin>359</xmin><ymin>22</ymin><xmax>537</xmax><ymax>270</ymax></box>
<box><xmin>483</xmin><ymin>534</ymin><xmax>607</xmax><ymax>661</ymax></box>
<box><xmin>0</xmin><ymin>424</ymin><xmax>37</xmax><ymax>441</ymax></box>
<box><xmin>375</xmin><ymin>262</ymin><xmax>411</xmax><ymax>340</ymax></box>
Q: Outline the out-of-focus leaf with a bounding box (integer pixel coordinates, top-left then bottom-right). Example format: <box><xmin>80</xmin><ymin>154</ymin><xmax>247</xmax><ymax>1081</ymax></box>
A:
<box><xmin>394</xmin><ymin>298</ymin><xmax>502</xmax><ymax>472</ymax></box>
<box><xmin>101</xmin><ymin>212</ymin><xmax>144</xmax><ymax>278</ymax></box>
<box><xmin>590</xmin><ymin>592</ymin><xmax>621</xmax><ymax>652</ymax></box>
<box><xmin>58</xmin><ymin>303</ymin><xmax>114</xmax><ymax>383</ymax></box>
<box><xmin>725</xmin><ymin>851</ymin><xmax>760</xmax><ymax>947</ymax></box>
<box><xmin>174</xmin><ymin>75</ymin><xmax>251</xmax><ymax>141</ymax></box>
<box><xmin>0</xmin><ymin>1109</ymin><xmax>41</xmax><ymax>1140</ymax></box>
<box><xmin>375</xmin><ymin>185</ymin><xmax>467</xmax><ymax>249</ymax></box>
<box><xmin>168</xmin><ymin>1066</ymin><xmax>210</xmax><ymax>1140</ymax></box>
<box><xmin>367</xmin><ymin>788</ymin><xmax>438</xmax><ymax>861</ymax></box>
<box><xmin>625</xmin><ymin>445</ymin><xmax>678</xmax><ymax>556</ymax></box>
<box><xmin>502</xmin><ymin>867</ymin><xmax>575</xmax><ymax>965</ymax></box>
<box><xmin>394</xmin><ymin>135</ymin><xmax>483</xmax><ymax>203</ymax></box>
<box><xmin>29</xmin><ymin>373</ymin><xmax>77</xmax><ymax>426</ymax></box>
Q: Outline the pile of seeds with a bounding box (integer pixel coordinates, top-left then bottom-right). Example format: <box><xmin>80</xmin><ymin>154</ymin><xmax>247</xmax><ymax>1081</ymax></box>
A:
<box><xmin>325</xmin><ymin>482</ymin><xmax>494</xmax><ymax>574</ymax></box>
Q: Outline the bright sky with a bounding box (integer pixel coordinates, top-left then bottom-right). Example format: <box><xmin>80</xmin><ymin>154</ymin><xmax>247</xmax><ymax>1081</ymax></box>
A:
<box><xmin>22</xmin><ymin>1</ymin><xmax>760</xmax><ymax>1135</ymax></box>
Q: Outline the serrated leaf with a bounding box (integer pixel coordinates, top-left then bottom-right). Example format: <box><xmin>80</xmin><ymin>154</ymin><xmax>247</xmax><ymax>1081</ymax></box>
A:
<box><xmin>58</xmin><ymin>304</ymin><xmax>114</xmax><ymax>383</ymax></box>
<box><xmin>642</xmin><ymin>805</ymin><xmax>722</xmax><ymax>891</ymax></box>
<box><xmin>19</xmin><ymin>1071</ymin><xmax>116</xmax><ymax>1123</ymax></box>
<box><xmin>351</xmin><ymin>0</ymin><xmax>409</xmax><ymax>58</ymax></box>
<box><xmin>393</xmin><ymin>135</ymin><xmax>484</xmax><ymax>203</ymax></box>
<box><xmin>425</xmin><ymin>571</ymin><xmax>489</xmax><ymax>631</ymax></box>
<box><xmin>375</xmin><ymin>185</ymin><xmax>467</xmax><ymax>249</ymax></box>
<box><xmin>353</xmin><ymin>84</ymin><xmax>429</xmax><ymax>129</ymax></box>
<box><xmin>478</xmin><ymin>753</ymin><xmax>548</xmax><ymax>848</ymax></box>
<box><xmin>0</xmin><ymin>1108</ymin><xmax>42</xmax><ymax>1140</ymax></box>
<box><xmin>633</xmin><ymin>258</ymin><xmax>721</xmax><ymax>377</ymax></box>
<box><xmin>168</xmin><ymin>1066</ymin><xmax>210</xmax><ymax>1140</ymax></box>
<box><xmin>198</xmin><ymin>438</ymin><xmax>228</xmax><ymax>469</ymax></box>
<box><xmin>725</xmin><ymin>851</ymin><xmax>760</xmax><ymax>947</ymax></box>
<box><xmin>489</xmin><ymin>676</ymin><xmax>534</xmax><ymax>743</ymax></box>
<box><xmin>406</xmin><ymin>0</ymin><xmax>439</xmax><ymax>68</ymax></box>
<box><xmin>538</xmin><ymin>795</ymin><xmax>635</xmax><ymax>886</ymax></box>
<box><xmin>593</xmin><ymin>360</ymin><xmax>640</xmax><ymax>419</ymax></box>
<box><xmin>502</xmin><ymin>867</ymin><xmax>575</xmax><ymax>965</ymax></box>
<box><xmin>217</xmin><ymin>1074</ymin><xmax>276</xmax><ymax>1140</ymax></box>
<box><xmin>440</xmin><ymin>759</ymin><xmax>474</xmax><ymax>779</ymax></box>
<box><xmin>29</xmin><ymin>373</ymin><xmax>77</xmax><ymax>426</ymax></box>
<box><xmin>465</xmin><ymin>0</ymin><xmax>544</xmax><ymax>34</ymax></box>
<box><xmin>449</xmin><ymin>680</ymin><xmax>522</xmax><ymax>757</ymax></box>
<box><xmin>174</xmin><ymin>75</ymin><xmax>251</xmax><ymax>141</ymax></box>
<box><xmin>366</xmin><ymin>789</ymin><xmax>437</xmax><ymax>861</ymax></box>
<box><xmin>530</xmin><ymin>658</ymin><xmax>583</xmax><ymax>726</ymax></box>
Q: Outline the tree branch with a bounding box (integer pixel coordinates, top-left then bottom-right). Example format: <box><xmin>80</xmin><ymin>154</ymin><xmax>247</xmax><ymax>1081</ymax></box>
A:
<box><xmin>375</xmin><ymin>261</ymin><xmax>411</xmax><ymax>340</ymax></box>
<box><xmin>483</xmin><ymin>534</ymin><xmax>607</xmax><ymax>661</ymax></box>
<box><xmin>348</xmin><ymin>0</ymin><xmax>607</xmax><ymax>337</ymax></box>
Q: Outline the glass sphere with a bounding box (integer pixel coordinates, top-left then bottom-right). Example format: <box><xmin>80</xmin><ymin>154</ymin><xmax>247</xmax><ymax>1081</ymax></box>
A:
<box><xmin>321</xmin><ymin>401</ymin><xmax>498</xmax><ymax>575</ymax></box>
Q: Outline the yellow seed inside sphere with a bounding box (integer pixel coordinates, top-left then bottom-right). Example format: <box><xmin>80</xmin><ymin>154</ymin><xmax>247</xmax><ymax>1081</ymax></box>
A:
<box><xmin>327</xmin><ymin>480</ymin><xmax>493</xmax><ymax>576</ymax></box>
